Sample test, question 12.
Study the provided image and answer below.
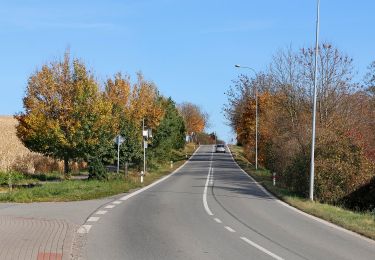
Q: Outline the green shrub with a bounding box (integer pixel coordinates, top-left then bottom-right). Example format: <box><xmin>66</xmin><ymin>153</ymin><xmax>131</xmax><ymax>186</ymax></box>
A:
<box><xmin>88</xmin><ymin>158</ymin><xmax>108</xmax><ymax>180</ymax></box>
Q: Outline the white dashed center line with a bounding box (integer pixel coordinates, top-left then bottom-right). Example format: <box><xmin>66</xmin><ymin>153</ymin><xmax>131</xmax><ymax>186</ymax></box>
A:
<box><xmin>112</xmin><ymin>201</ymin><xmax>122</xmax><ymax>204</ymax></box>
<box><xmin>105</xmin><ymin>205</ymin><xmax>116</xmax><ymax>209</ymax></box>
<box><xmin>224</xmin><ymin>226</ymin><xmax>236</xmax><ymax>233</ymax></box>
<box><xmin>214</xmin><ymin>218</ymin><xmax>222</xmax><ymax>223</ymax></box>
<box><xmin>240</xmin><ymin>237</ymin><xmax>284</xmax><ymax>260</ymax></box>
<box><xmin>96</xmin><ymin>210</ymin><xmax>107</xmax><ymax>215</ymax></box>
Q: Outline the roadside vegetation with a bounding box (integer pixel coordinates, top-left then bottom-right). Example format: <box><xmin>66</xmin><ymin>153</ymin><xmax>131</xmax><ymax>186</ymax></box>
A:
<box><xmin>0</xmin><ymin>144</ymin><xmax>196</xmax><ymax>202</ymax></box>
<box><xmin>225</xmin><ymin>43</ymin><xmax>374</xmax><ymax>211</ymax></box>
<box><xmin>230</xmin><ymin>145</ymin><xmax>375</xmax><ymax>240</ymax></box>
<box><xmin>0</xmin><ymin>50</ymin><xmax>207</xmax><ymax>202</ymax></box>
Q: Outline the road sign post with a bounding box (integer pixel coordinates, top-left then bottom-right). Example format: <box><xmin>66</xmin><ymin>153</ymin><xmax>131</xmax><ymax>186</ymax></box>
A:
<box><xmin>114</xmin><ymin>135</ymin><xmax>125</xmax><ymax>175</ymax></box>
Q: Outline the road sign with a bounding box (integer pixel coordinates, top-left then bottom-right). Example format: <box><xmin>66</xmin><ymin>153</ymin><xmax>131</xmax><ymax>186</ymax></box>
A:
<box><xmin>114</xmin><ymin>135</ymin><xmax>125</xmax><ymax>145</ymax></box>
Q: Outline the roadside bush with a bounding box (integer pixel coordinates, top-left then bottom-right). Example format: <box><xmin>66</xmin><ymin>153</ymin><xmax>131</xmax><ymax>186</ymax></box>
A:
<box><xmin>282</xmin><ymin>151</ymin><xmax>309</xmax><ymax>197</ymax></box>
<box><xmin>88</xmin><ymin>158</ymin><xmax>108</xmax><ymax>180</ymax></box>
<box><xmin>340</xmin><ymin>176</ymin><xmax>375</xmax><ymax>212</ymax></box>
<box><xmin>278</xmin><ymin>129</ymin><xmax>375</xmax><ymax>204</ymax></box>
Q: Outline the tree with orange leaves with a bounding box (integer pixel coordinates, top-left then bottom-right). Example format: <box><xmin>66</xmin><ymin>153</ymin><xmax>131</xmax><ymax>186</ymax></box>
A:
<box><xmin>178</xmin><ymin>102</ymin><xmax>208</xmax><ymax>135</ymax></box>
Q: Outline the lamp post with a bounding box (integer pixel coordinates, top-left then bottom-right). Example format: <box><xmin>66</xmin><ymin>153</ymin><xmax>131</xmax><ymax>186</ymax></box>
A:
<box><xmin>234</xmin><ymin>64</ymin><xmax>258</xmax><ymax>171</ymax></box>
<box><xmin>309</xmin><ymin>0</ymin><xmax>320</xmax><ymax>201</ymax></box>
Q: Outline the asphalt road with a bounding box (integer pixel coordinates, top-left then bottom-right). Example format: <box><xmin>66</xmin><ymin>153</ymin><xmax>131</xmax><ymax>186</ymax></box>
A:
<box><xmin>84</xmin><ymin>145</ymin><xmax>375</xmax><ymax>260</ymax></box>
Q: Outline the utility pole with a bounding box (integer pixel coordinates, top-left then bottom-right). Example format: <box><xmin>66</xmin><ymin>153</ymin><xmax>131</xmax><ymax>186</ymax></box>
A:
<box><xmin>309</xmin><ymin>0</ymin><xmax>320</xmax><ymax>201</ymax></box>
<box><xmin>234</xmin><ymin>64</ymin><xmax>258</xmax><ymax>170</ymax></box>
<box><xmin>255</xmin><ymin>83</ymin><xmax>258</xmax><ymax>171</ymax></box>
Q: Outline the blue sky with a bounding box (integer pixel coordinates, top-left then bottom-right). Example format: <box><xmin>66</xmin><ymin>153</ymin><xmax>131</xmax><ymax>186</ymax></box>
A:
<box><xmin>1</xmin><ymin>0</ymin><xmax>374</xmax><ymax>142</ymax></box>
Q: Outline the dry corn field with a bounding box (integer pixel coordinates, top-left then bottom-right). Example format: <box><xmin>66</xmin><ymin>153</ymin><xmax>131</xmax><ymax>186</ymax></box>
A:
<box><xmin>0</xmin><ymin>116</ymin><xmax>62</xmax><ymax>173</ymax></box>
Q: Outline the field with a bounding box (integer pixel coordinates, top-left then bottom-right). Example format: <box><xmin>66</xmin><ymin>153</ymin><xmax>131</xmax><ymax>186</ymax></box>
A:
<box><xmin>0</xmin><ymin>116</ymin><xmax>63</xmax><ymax>174</ymax></box>
<box><xmin>0</xmin><ymin>116</ymin><xmax>33</xmax><ymax>172</ymax></box>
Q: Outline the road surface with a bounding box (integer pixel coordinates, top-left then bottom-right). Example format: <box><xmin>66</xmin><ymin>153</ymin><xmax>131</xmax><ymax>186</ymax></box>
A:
<box><xmin>82</xmin><ymin>145</ymin><xmax>375</xmax><ymax>260</ymax></box>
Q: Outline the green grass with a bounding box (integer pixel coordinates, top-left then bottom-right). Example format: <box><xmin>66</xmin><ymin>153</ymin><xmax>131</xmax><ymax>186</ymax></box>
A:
<box><xmin>229</xmin><ymin>145</ymin><xmax>375</xmax><ymax>240</ymax></box>
<box><xmin>0</xmin><ymin>144</ymin><xmax>196</xmax><ymax>203</ymax></box>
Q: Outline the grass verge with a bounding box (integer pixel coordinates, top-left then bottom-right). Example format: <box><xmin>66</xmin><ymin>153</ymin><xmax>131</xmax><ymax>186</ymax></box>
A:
<box><xmin>229</xmin><ymin>145</ymin><xmax>375</xmax><ymax>241</ymax></box>
<box><xmin>0</xmin><ymin>144</ymin><xmax>197</xmax><ymax>203</ymax></box>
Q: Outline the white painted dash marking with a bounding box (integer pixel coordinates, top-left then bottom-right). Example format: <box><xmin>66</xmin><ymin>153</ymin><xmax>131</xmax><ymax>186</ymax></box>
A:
<box><xmin>87</xmin><ymin>217</ymin><xmax>100</xmax><ymax>222</ymax></box>
<box><xmin>112</xmin><ymin>200</ymin><xmax>122</xmax><ymax>204</ymax></box>
<box><xmin>214</xmin><ymin>218</ymin><xmax>222</xmax><ymax>223</ymax></box>
<box><xmin>77</xmin><ymin>225</ymin><xmax>92</xmax><ymax>234</ymax></box>
<box><xmin>240</xmin><ymin>237</ymin><xmax>284</xmax><ymax>260</ymax></box>
<box><xmin>95</xmin><ymin>210</ymin><xmax>107</xmax><ymax>215</ymax></box>
<box><xmin>224</xmin><ymin>226</ymin><xmax>236</xmax><ymax>232</ymax></box>
<box><xmin>209</xmin><ymin>168</ymin><xmax>214</xmax><ymax>185</ymax></box>
<box><xmin>105</xmin><ymin>205</ymin><xmax>115</xmax><ymax>209</ymax></box>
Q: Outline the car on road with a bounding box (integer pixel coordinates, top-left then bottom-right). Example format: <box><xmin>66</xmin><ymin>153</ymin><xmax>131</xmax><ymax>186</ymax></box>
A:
<box><xmin>215</xmin><ymin>144</ymin><xmax>226</xmax><ymax>153</ymax></box>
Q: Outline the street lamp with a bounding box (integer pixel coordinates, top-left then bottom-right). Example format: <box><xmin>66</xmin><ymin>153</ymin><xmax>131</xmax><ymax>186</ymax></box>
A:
<box><xmin>234</xmin><ymin>64</ymin><xmax>258</xmax><ymax>171</ymax></box>
<box><xmin>309</xmin><ymin>0</ymin><xmax>320</xmax><ymax>201</ymax></box>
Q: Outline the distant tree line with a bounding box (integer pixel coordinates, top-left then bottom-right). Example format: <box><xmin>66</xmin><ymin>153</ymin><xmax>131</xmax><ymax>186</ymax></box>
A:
<box><xmin>15</xmin><ymin>51</ymin><xmax>208</xmax><ymax>179</ymax></box>
<box><xmin>225</xmin><ymin>43</ymin><xmax>375</xmax><ymax>209</ymax></box>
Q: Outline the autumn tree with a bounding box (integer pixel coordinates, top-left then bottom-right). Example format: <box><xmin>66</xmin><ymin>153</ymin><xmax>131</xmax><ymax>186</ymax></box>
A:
<box><xmin>15</xmin><ymin>52</ymin><xmax>115</xmax><ymax>176</ymax></box>
<box><xmin>225</xmin><ymin>43</ymin><xmax>375</xmax><ymax>205</ymax></box>
<box><xmin>104</xmin><ymin>72</ymin><xmax>165</xmax><ymax>167</ymax></box>
<box><xmin>178</xmin><ymin>102</ymin><xmax>208</xmax><ymax>135</ymax></box>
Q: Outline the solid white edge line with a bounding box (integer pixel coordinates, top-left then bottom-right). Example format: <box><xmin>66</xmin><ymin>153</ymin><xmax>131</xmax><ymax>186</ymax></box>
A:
<box><xmin>240</xmin><ymin>237</ymin><xmax>284</xmax><ymax>260</ymax></box>
<box><xmin>224</xmin><ymin>226</ymin><xmax>236</xmax><ymax>232</ymax></box>
<box><xmin>119</xmin><ymin>146</ymin><xmax>202</xmax><ymax>202</ymax></box>
<box><xmin>203</xmin><ymin>167</ymin><xmax>214</xmax><ymax>216</ymax></box>
<box><xmin>77</xmin><ymin>225</ymin><xmax>92</xmax><ymax>234</ymax></box>
<box><xmin>227</xmin><ymin>145</ymin><xmax>375</xmax><ymax>245</ymax></box>
<box><xmin>214</xmin><ymin>218</ymin><xmax>222</xmax><ymax>223</ymax></box>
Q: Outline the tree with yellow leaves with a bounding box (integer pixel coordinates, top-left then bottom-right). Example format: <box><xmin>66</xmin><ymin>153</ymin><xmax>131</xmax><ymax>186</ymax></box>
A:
<box><xmin>15</xmin><ymin>51</ymin><xmax>116</xmax><ymax>176</ymax></box>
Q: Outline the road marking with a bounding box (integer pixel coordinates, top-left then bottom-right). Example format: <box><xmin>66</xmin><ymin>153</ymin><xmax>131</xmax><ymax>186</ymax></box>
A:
<box><xmin>227</xmin><ymin>146</ymin><xmax>375</xmax><ymax>246</ymax></box>
<box><xmin>77</xmin><ymin>225</ymin><xmax>92</xmax><ymax>234</ymax></box>
<box><xmin>214</xmin><ymin>218</ymin><xmax>222</xmax><ymax>223</ymax></box>
<box><xmin>240</xmin><ymin>237</ymin><xmax>284</xmax><ymax>260</ymax></box>
<box><xmin>87</xmin><ymin>217</ymin><xmax>100</xmax><ymax>222</ymax></box>
<box><xmin>119</xmin><ymin>146</ymin><xmax>202</xmax><ymax>202</ymax></box>
<box><xmin>203</xmin><ymin>167</ymin><xmax>213</xmax><ymax>216</ymax></box>
<box><xmin>95</xmin><ymin>210</ymin><xmax>107</xmax><ymax>215</ymax></box>
<box><xmin>105</xmin><ymin>205</ymin><xmax>115</xmax><ymax>209</ymax></box>
<box><xmin>224</xmin><ymin>226</ymin><xmax>236</xmax><ymax>232</ymax></box>
<box><xmin>112</xmin><ymin>201</ymin><xmax>122</xmax><ymax>204</ymax></box>
<box><xmin>209</xmin><ymin>168</ymin><xmax>214</xmax><ymax>185</ymax></box>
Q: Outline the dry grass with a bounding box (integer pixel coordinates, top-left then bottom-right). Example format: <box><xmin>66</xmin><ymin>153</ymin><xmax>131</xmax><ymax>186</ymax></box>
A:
<box><xmin>0</xmin><ymin>116</ymin><xmax>62</xmax><ymax>173</ymax></box>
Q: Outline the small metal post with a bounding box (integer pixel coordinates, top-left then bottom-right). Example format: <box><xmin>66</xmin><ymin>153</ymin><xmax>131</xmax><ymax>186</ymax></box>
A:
<box><xmin>140</xmin><ymin>171</ymin><xmax>144</xmax><ymax>183</ymax></box>
<box><xmin>273</xmin><ymin>172</ymin><xmax>276</xmax><ymax>186</ymax></box>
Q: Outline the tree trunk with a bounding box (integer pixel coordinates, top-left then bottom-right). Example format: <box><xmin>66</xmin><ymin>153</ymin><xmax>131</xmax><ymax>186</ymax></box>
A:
<box><xmin>64</xmin><ymin>156</ymin><xmax>70</xmax><ymax>178</ymax></box>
